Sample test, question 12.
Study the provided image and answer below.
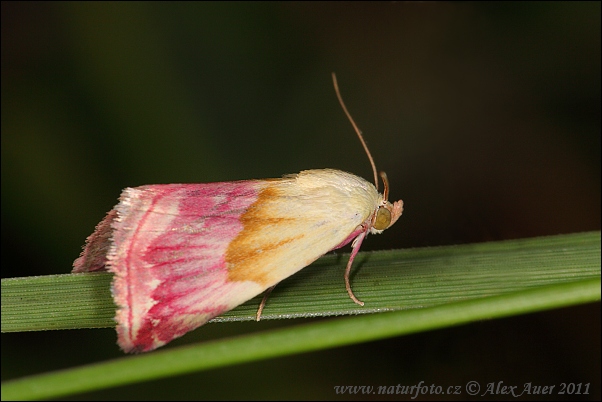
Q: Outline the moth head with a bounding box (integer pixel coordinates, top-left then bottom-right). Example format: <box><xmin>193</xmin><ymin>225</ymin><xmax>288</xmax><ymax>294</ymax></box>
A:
<box><xmin>371</xmin><ymin>171</ymin><xmax>403</xmax><ymax>234</ymax></box>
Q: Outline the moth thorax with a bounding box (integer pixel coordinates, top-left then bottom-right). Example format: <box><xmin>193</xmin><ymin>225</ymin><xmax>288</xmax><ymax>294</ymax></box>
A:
<box><xmin>373</xmin><ymin>205</ymin><xmax>392</xmax><ymax>230</ymax></box>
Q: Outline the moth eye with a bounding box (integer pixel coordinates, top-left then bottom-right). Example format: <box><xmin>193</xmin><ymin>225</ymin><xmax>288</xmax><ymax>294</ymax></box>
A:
<box><xmin>374</xmin><ymin>206</ymin><xmax>392</xmax><ymax>230</ymax></box>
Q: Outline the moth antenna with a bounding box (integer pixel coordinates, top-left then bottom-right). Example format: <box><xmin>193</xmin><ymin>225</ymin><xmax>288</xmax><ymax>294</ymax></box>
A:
<box><xmin>332</xmin><ymin>72</ymin><xmax>379</xmax><ymax>191</ymax></box>
<box><xmin>380</xmin><ymin>171</ymin><xmax>390</xmax><ymax>201</ymax></box>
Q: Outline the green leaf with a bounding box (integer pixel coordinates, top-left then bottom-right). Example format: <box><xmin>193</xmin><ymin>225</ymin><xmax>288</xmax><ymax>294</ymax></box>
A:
<box><xmin>2</xmin><ymin>231</ymin><xmax>600</xmax><ymax>399</ymax></box>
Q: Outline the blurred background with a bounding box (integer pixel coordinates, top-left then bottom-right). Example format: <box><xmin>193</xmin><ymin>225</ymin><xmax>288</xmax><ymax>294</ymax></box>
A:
<box><xmin>2</xmin><ymin>2</ymin><xmax>599</xmax><ymax>399</ymax></box>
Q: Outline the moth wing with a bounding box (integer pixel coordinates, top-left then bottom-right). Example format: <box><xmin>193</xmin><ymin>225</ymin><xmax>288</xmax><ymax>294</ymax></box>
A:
<box><xmin>73</xmin><ymin>169</ymin><xmax>379</xmax><ymax>352</ymax></box>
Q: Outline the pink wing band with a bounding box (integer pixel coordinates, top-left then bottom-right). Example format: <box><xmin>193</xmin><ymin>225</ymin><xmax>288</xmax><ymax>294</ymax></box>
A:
<box><xmin>74</xmin><ymin>181</ymin><xmax>267</xmax><ymax>352</ymax></box>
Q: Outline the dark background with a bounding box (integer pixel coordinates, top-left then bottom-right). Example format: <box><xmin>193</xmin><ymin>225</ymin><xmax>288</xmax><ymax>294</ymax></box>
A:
<box><xmin>2</xmin><ymin>2</ymin><xmax>600</xmax><ymax>399</ymax></box>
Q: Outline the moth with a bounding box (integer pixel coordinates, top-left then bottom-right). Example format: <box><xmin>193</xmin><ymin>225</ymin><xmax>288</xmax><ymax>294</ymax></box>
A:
<box><xmin>73</xmin><ymin>74</ymin><xmax>404</xmax><ymax>353</ymax></box>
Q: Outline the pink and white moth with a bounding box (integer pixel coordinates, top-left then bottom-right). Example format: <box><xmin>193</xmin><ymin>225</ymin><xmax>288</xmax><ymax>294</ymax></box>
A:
<box><xmin>73</xmin><ymin>74</ymin><xmax>404</xmax><ymax>353</ymax></box>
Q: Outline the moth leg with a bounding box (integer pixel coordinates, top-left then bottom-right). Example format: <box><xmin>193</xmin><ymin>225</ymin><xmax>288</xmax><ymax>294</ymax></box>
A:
<box><xmin>256</xmin><ymin>285</ymin><xmax>276</xmax><ymax>321</ymax></box>
<box><xmin>345</xmin><ymin>231</ymin><xmax>367</xmax><ymax>306</ymax></box>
